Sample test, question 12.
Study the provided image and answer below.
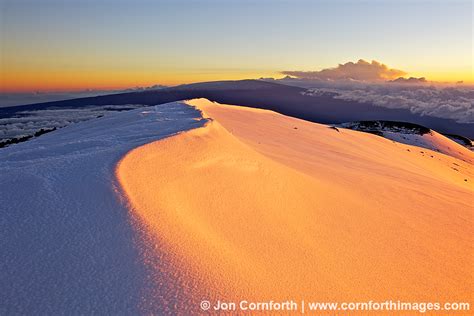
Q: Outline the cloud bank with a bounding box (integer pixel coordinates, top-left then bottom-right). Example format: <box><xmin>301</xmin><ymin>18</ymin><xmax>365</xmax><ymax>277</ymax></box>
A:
<box><xmin>282</xmin><ymin>59</ymin><xmax>407</xmax><ymax>82</ymax></box>
<box><xmin>0</xmin><ymin>104</ymin><xmax>145</xmax><ymax>141</ymax></box>
<box><xmin>303</xmin><ymin>85</ymin><xmax>474</xmax><ymax>124</ymax></box>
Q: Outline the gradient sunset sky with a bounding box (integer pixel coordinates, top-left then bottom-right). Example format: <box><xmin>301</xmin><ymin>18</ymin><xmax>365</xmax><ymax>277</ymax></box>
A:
<box><xmin>1</xmin><ymin>0</ymin><xmax>472</xmax><ymax>92</ymax></box>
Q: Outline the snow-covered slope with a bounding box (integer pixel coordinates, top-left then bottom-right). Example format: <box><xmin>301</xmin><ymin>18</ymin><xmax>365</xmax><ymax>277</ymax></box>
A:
<box><xmin>339</xmin><ymin>121</ymin><xmax>473</xmax><ymax>163</ymax></box>
<box><xmin>0</xmin><ymin>102</ymin><xmax>205</xmax><ymax>314</ymax></box>
<box><xmin>117</xmin><ymin>99</ymin><xmax>473</xmax><ymax>310</ymax></box>
<box><xmin>2</xmin><ymin>99</ymin><xmax>473</xmax><ymax>314</ymax></box>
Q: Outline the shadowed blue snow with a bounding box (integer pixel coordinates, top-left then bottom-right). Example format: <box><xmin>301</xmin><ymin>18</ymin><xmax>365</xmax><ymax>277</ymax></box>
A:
<box><xmin>0</xmin><ymin>101</ymin><xmax>205</xmax><ymax>314</ymax></box>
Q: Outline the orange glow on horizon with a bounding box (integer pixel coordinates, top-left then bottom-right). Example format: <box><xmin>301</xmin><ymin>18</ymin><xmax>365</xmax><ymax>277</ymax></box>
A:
<box><xmin>0</xmin><ymin>69</ymin><xmax>281</xmax><ymax>93</ymax></box>
<box><xmin>1</xmin><ymin>69</ymin><xmax>472</xmax><ymax>93</ymax></box>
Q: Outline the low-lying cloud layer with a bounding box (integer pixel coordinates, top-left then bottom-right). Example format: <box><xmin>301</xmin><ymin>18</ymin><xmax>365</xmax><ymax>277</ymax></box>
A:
<box><xmin>282</xmin><ymin>59</ymin><xmax>407</xmax><ymax>82</ymax></box>
<box><xmin>304</xmin><ymin>85</ymin><xmax>474</xmax><ymax>124</ymax></box>
<box><xmin>0</xmin><ymin>104</ymin><xmax>145</xmax><ymax>141</ymax></box>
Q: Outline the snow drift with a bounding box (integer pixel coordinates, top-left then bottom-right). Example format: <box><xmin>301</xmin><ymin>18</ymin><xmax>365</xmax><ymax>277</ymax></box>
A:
<box><xmin>117</xmin><ymin>99</ymin><xmax>473</xmax><ymax>311</ymax></box>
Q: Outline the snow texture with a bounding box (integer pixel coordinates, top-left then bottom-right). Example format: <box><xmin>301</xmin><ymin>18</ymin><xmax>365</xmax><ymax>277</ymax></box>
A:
<box><xmin>0</xmin><ymin>102</ymin><xmax>205</xmax><ymax>314</ymax></box>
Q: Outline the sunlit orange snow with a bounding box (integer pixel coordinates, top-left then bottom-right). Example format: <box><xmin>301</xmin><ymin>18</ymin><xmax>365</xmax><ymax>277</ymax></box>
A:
<box><xmin>116</xmin><ymin>99</ymin><xmax>473</xmax><ymax>309</ymax></box>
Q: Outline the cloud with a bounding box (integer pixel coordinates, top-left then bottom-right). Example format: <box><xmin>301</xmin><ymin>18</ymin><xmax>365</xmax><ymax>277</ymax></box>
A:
<box><xmin>303</xmin><ymin>85</ymin><xmax>474</xmax><ymax>124</ymax></box>
<box><xmin>389</xmin><ymin>77</ymin><xmax>428</xmax><ymax>84</ymax></box>
<box><xmin>282</xmin><ymin>59</ymin><xmax>407</xmax><ymax>82</ymax></box>
<box><xmin>0</xmin><ymin>104</ymin><xmax>145</xmax><ymax>140</ymax></box>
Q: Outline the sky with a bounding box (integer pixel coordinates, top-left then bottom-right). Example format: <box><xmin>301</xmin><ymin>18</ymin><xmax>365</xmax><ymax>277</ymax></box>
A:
<box><xmin>0</xmin><ymin>0</ymin><xmax>472</xmax><ymax>92</ymax></box>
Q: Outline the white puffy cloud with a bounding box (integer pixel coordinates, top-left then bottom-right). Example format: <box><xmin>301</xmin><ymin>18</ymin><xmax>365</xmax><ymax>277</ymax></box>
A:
<box><xmin>282</xmin><ymin>59</ymin><xmax>407</xmax><ymax>82</ymax></box>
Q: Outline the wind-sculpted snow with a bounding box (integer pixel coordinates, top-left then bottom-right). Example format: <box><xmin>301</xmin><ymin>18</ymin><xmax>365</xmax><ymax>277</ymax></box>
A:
<box><xmin>117</xmin><ymin>99</ymin><xmax>473</xmax><ymax>311</ymax></box>
<box><xmin>0</xmin><ymin>102</ymin><xmax>205</xmax><ymax>314</ymax></box>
